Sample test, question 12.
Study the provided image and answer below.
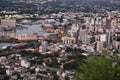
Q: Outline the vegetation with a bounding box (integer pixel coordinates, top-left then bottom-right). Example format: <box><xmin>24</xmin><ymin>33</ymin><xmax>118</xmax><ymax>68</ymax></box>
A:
<box><xmin>0</xmin><ymin>0</ymin><xmax>119</xmax><ymax>16</ymax></box>
<box><xmin>75</xmin><ymin>51</ymin><xmax>120</xmax><ymax>80</ymax></box>
<box><xmin>64</xmin><ymin>53</ymin><xmax>86</xmax><ymax>70</ymax></box>
<box><xmin>66</xmin><ymin>47</ymin><xmax>85</xmax><ymax>53</ymax></box>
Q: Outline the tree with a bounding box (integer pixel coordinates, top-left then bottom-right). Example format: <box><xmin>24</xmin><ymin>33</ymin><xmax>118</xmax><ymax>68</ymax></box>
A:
<box><xmin>75</xmin><ymin>56</ymin><xmax>115</xmax><ymax>80</ymax></box>
<box><xmin>59</xmin><ymin>15</ymin><xmax>63</xmax><ymax>23</ymax></box>
<box><xmin>53</xmin><ymin>74</ymin><xmax>59</xmax><ymax>80</ymax></box>
<box><xmin>113</xmin><ymin>66</ymin><xmax>120</xmax><ymax>80</ymax></box>
<box><xmin>64</xmin><ymin>54</ymin><xmax>86</xmax><ymax>70</ymax></box>
<box><xmin>4</xmin><ymin>76</ymin><xmax>10</xmax><ymax>80</ymax></box>
<box><xmin>30</xmin><ymin>69</ymin><xmax>35</xmax><ymax>74</ymax></box>
<box><xmin>49</xmin><ymin>57</ymin><xmax>60</xmax><ymax>68</ymax></box>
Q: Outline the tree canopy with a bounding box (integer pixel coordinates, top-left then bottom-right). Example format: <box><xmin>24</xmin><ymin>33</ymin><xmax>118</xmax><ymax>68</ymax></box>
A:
<box><xmin>75</xmin><ymin>56</ymin><xmax>120</xmax><ymax>80</ymax></box>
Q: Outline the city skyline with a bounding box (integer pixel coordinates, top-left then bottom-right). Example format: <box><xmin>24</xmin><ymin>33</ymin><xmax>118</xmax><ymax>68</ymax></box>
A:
<box><xmin>0</xmin><ymin>0</ymin><xmax>119</xmax><ymax>80</ymax></box>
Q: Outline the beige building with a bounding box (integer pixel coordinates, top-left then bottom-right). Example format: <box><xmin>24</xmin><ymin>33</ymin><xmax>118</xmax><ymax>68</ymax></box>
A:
<box><xmin>44</xmin><ymin>32</ymin><xmax>58</xmax><ymax>40</ymax></box>
<box><xmin>71</xmin><ymin>24</ymin><xmax>79</xmax><ymax>30</ymax></box>
<box><xmin>97</xmin><ymin>41</ymin><xmax>104</xmax><ymax>53</ymax></box>
<box><xmin>3</xmin><ymin>30</ymin><xmax>16</xmax><ymax>38</ymax></box>
<box><xmin>61</xmin><ymin>36</ymin><xmax>76</xmax><ymax>45</ymax></box>
<box><xmin>16</xmin><ymin>33</ymin><xmax>38</xmax><ymax>40</ymax></box>
<box><xmin>1</xmin><ymin>19</ymin><xmax>16</xmax><ymax>27</ymax></box>
<box><xmin>113</xmin><ymin>41</ymin><xmax>120</xmax><ymax>49</ymax></box>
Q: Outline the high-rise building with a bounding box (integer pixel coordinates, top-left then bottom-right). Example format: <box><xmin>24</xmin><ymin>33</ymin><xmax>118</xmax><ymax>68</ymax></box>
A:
<box><xmin>100</xmin><ymin>34</ymin><xmax>106</xmax><ymax>42</ymax></box>
<box><xmin>106</xmin><ymin>32</ymin><xmax>112</xmax><ymax>47</ymax></box>
<box><xmin>113</xmin><ymin>41</ymin><xmax>120</xmax><ymax>49</ymax></box>
<box><xmin>39</xmin><ymin>41</ymin><xmax>48</xmax><ymax>53</ymax></box>
<box><xmin>97</xmin><ymin>41</ymin><xmax>106</xmax><ymax>53</ymax></box>
<box><xmin>105</xmin><ymin>15</ymin><xmax>112</xmax><ymax>30</ymax></box>
<box><xmin>106</xmin><ymin>19</ymin><xmax>112</xmax><ymax>29</ymax></box>
<box><xmin>78</xmin><ymin>30</ymin><xmax>91</xmax><ymax>44</ymax></box>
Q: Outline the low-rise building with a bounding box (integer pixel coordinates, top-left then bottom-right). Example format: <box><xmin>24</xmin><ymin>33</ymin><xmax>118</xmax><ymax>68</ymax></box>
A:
<box><xmin>16</xmin><ymin>33</ymin><xmax>38</xmax><ymax>40</ymax></box>
<box><xmin>61</xmin><ymin>36</ymin><xmax>76</xmax><ymax>45</ymax></box>
<box><xmin>44</xmin><ymin>32</ymin><xmax>58</xmax><ymax>40</ymax></box>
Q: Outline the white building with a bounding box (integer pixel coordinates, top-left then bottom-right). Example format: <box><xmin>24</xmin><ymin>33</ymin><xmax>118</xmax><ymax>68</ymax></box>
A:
<box><xmin>21</xmin><ymin>59</ymin><xmax>30</xmax><ymax>68</ymax></box>
<box><xmin>39</xmin><ymin>41</ymin><xmax>48</xmax><ymax>53</ymax></box>
<box><xmin>0</xmin><ymin>56</ymin><xmax>7</xmax><ymax>62</ymax></box>
<box><xmin>16</xmin><ymin>33</ymin><xmax>38</xmax><ymax>40</ymax></box>
<box><xmin>1</xmin><ymin>19</ymin><xmax>16</xmax><ymax>27</ymax></box>
<box><xmin>100</xmin><ymin>34</ymin><xmax>106</xmax><ymax>42</ymax></box>
<box><xmin>6</xmin><ymin>69</ymin><xmax>12</xmax><ymax>75</ymax></box>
